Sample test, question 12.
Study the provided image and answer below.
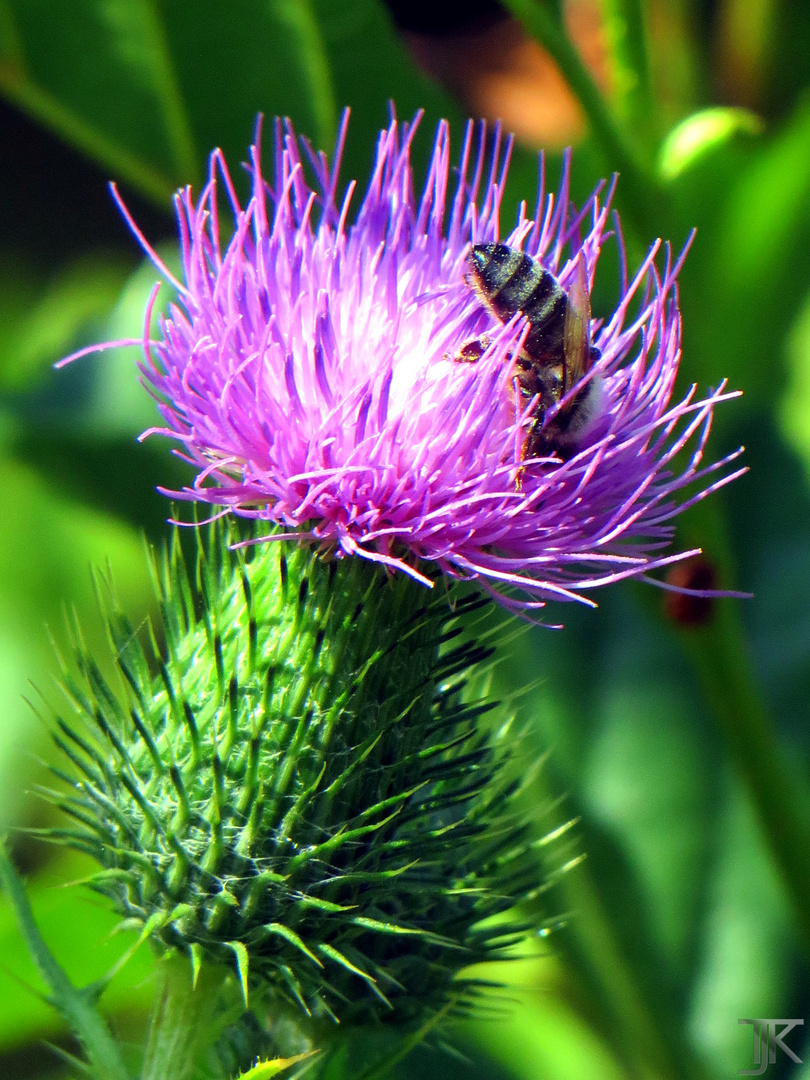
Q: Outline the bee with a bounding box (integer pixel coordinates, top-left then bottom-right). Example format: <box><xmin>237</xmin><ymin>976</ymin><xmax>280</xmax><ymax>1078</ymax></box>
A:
<box><xmin>459</xmin><ymin>242</ymin><xmax>602</xmax><ymax>459</ymax></box>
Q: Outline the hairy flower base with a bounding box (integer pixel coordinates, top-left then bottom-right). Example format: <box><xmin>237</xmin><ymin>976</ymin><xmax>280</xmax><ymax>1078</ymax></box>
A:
<box><xmin>43</xmin><ymin>524</ymin><xmax>549</xmax><ymax>1032</ymax></box>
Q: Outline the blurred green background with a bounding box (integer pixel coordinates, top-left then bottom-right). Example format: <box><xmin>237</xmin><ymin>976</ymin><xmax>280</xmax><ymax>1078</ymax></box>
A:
<box><xmin>1</xmin><ymin>0</ymin><xmax>810</xmax><ymax>1077</ymax></box>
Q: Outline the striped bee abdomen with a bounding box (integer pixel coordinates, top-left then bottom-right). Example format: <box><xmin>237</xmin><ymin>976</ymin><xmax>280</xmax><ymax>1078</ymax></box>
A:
<box><xmin>466</xmin><ymin>243</ymin><xmax>566</xmax><ymax>362</ymax></box>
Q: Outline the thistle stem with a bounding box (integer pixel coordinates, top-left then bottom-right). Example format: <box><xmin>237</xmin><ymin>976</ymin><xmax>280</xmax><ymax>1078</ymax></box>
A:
<box><xmin>500</xmin><ymin>0</ymin><xmax>657</xmax><ymax>236</ymax></box>
<box><xmin>560</xmin><ymin>857</ymin><xmax>714</xmax><ymax>1080</ymax></box>
<box><xmin>533</xmin><ymin>784</ymin><xmax>712</xmax><ymax>1080</ymax></box>
<box><xmin>654</xmin><ymin>496</ymin><xmax>810</xmax><ymax>962</ymax></box>
<box><xmin>0</xmin><ymin>842</ymin><xmax>131</xmax><ymax>1080</ymax></box>
<box><xmin>140</xmin><ymin>955</ymin><xmax>233</xmax><ymax>1080</ymax></box>
<box><xmin>601</xmin><ymin>0</ymin><xmax>655</xmax><ymax>136</ymax></box>
<box><xmin>677</xmin><ymin>600</ymin><xmax>810</xmax><ymax>959</ymax></box>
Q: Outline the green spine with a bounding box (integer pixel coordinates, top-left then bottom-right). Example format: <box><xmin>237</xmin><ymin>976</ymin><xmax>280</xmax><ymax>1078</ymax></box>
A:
<box><xmin>43</xmin><ymin>524</ymin><xmax>541</xmax><ymax>1027</ymax></box>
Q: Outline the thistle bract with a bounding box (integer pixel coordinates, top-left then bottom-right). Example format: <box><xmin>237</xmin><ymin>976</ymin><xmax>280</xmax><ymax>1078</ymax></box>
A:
<box><xmin>106</xmin><ymin>113</ymin><xmax>742</xmax><ymax>615</ymax></box>
<box><xmin>47</xmin><ymin>527</ymin><xmax>542</xmax><ymax>1027</ymax></box>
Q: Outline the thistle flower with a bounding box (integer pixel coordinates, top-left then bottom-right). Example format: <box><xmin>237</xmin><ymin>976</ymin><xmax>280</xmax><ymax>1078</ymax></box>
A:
<box><xmin>86</xmin><ymin>111</ymin><xmax>742</xmax><ymax>615</ymax></box>
<box><xmin>42</xmin><ymin>115</ymin><xmax>746</xmax><ymax>1077</ymax></box>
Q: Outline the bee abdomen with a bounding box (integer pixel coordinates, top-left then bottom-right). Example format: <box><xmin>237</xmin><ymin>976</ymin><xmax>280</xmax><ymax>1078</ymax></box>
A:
<box><xmin>467</xmin><ymin>243</ymin><xmax>565</xmax><ymax>359</ymax></box>
<box><xmin>522</xmin><ymin>285</ymin><xmax>566</xmax><ymax>359</ymax></box>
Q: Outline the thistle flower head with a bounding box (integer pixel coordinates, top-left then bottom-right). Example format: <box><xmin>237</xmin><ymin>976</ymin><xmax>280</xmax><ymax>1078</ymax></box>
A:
<box><xmin>102</xmin><ymin>113</ymin><xmax>743</xmax><ymax>614</ymax></box>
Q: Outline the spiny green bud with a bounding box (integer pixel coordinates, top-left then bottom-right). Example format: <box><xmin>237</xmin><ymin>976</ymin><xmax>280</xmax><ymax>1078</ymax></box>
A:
<box><xmin>44</xmin><ymin>524</ymin><xmax>542</xmax><ymax>1029</ymax></box>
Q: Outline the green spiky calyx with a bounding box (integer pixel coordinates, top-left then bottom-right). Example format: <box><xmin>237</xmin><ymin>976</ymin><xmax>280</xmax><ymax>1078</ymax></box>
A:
<box><xmin>47</xmin><ymin>524</ymin><xmax>539</xmax><ymax>1027</ymax></box>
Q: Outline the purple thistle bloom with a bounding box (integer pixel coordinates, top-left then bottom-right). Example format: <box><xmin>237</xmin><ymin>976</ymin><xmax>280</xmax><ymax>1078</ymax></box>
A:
<box><xmin>80</xmin><ymin>113</ymin><xmax>744</xmax><ymax>615</ymax></box>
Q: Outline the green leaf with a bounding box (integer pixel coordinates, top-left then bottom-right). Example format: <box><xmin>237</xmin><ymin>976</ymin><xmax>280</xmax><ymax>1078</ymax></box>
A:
<box><xmin>157</xmin><ymin>0</ymin><xmax>338</xmax><ymax>173</ymax></box>
<box><xmin>63</xmin><ymin>246</ymin><xmax>183</xmax><ymax>437</ymax></box>
<box><xmin>0</xmin><ymin>842</ymin><xmax>130</xmax><ymax>1080</ymax></box>
<box><xmin>235</xmin><ymin>1051</ymin><xmax>318</xmax><ymax>1080</ymax></box>
<box><xmin>0</xmin><ymin>0</ymin><xmax>341</xmax><ymax>207</ymax></box>
<box><xmin>658</xmin><ymin>107</ymin><xmax>763</xmax><ymax>181</ymax></box>
<box><xmin>4</xmin><ymin>249</ymin><xmax>188</xmax><ymax>535</ymax></box>
<box><xmin>601</xmin><ymin>0</ymin><xmax>654</xmax><ymax>135</ymax></box>
<box><xmin>0</xmin><ymin>0</ymin><xmax>185</xmax><ymax>202</ymax></box>
<box><xmin>9</xmin><ymin>432</ymin><xmax>187</xmax><ymax>541</ymax></box>
<box><xmin>189</xmin><ymin>943</ymin><xmax>203</xmax><ymax>991</ymax></box>
<box><xmin>264</xmin><ymin>1</ymin><xmax>336</xmax><ymax>150</ymax></box>
<box><xmin>355</xmin><ymin>997</ymin><xmax>457</xmax><ymax>1080</ymax></box>
<box><xmin>316</xmin><ymin>943</ymin><xmax>378</xmax><ymax>991</ymax></box>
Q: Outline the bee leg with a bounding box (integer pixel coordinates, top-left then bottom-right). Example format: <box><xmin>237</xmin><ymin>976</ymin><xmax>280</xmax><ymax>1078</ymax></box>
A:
<box><xmin>450</xmin><ymin>334</ymin><xmax>491</xmax><ymax>364</ymax></box>
<box><xmin>514</xmin><ymin>402</ymin><xmax>547</xmax><ymax>490</ymax></box>
<box><xmin>522</xmin><ymin>418</ymin><xmax>548</xmax><ymax>461</ymax></box>
<box><xmin>516</xmin><ymin>431</ymin><xmax>536</xmax><ymax>491</ymax></box>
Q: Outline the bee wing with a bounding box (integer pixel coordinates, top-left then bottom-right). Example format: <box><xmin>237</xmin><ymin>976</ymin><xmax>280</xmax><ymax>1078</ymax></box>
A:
<box><xmin>562</xmin><ymin>254</ymin><xmax>592</xmax><ymax>394</ymax></box>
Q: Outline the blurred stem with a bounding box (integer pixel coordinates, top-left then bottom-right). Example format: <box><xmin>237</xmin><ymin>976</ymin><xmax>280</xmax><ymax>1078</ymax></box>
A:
<box><xmin>626</xmin><ymin>482</ymin><xmax>810</xmax><ymax>971</ymax></box>
<box><xmin>140</xmin><ymin>955</ymin><xmax>232</xmax><ymax>1080</ymax></box>
<box><xmin>601</xmin><ymin>0</ymin><xmax>655</xmax><ymax>137</ymax></box>
<box><xmin>673</xmin><ymin>503</ymin><xmax>810</xmax><ymax>961</ymax></box>
<box><xmin>681</xmin><ymin>609</ymin><xmax>810</xmax><ymax>951</ymax></box>
<box><xmin>500</xmin><ymin>0</ymin><xmax>657</xmax><ymax>238</ymax></box>
<box><xmin>537</xmin><ymin>812</ymin><xmax>711</xmax><ymax>1080</ymax></box>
